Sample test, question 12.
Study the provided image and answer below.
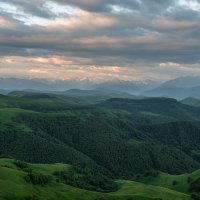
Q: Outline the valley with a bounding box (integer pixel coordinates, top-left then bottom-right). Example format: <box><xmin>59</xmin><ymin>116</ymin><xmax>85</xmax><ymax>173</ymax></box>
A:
<box><xmin>1</xmin><ymin>0</ymin><xmax>200</xmax><ymax>199</ymax></box>
<box><xmin>0</xmin><ymin>92</ymin><xmax>200</xmax><ymax>199</ymax></box>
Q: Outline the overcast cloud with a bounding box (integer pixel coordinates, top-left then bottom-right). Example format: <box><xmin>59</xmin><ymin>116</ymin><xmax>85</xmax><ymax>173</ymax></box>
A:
<box><xmin>0</xmin><ymin>0</ymin><xmax>200</xmax><ymax>81</ymax></box>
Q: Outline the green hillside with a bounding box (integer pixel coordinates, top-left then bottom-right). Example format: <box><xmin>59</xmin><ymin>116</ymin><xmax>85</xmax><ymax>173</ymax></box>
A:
<box><xmin>1</xmin><ymin>94</ymin><xmax>200</xmax><ymax>176</ymax></box>
<box><xmin>0</xmin><ymin>159</ymin><xmax>193</xmax><ymax>200</ymax></box>
<box><xmin>114</xmin><ymin>180</ymin><xmax>190</xmax><ymax>200</ymax></box>
<box><xmin>181</xmin><ymin>97</ymin><xmax>200</xmax><ymax>107</ymax></box>
<box><xmin>138</xmin><ymin>121</ymin><xmax>200</xmax><ymax>165</ymax></box>
<box><xmin>101</xmin><ymin>98</ymin><xmax>200</xmax><ymax>121</ymax></box>
<box><xmin>140</xmin><ymin>170</ymin><xmax>200</xmax><ymax>193</ymax></box>
<box><xmin>0</xmin><ymin>93</ymin><xmax>200</xmax><ymax>199</ymax></box>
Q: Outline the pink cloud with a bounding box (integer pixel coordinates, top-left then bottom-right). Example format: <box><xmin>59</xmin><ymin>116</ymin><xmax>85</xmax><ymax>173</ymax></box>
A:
<box><xmin>44</xmin><ymin>10</ymin><xmax>118</xmax><ymax>30</ymax></box>
<box><xmin>153</xmin><ymin>18</ymin><xmax>199</xmax><ymax>30</ymax></box>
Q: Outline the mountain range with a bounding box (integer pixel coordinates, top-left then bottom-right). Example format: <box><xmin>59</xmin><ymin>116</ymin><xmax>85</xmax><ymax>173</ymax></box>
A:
<box><xmin>0</xmin><ymin>77</ymin><xmax>160</xmax><ymax>94</ymax></box>
<box><xmin>143</xmin><ymin>76</ymin><xmax>200</xmax><ymax>99</ymax></box>
<box><xmin>1</xmin><ymin>76</ymin><xmax>200</xmax><ymax>100</ymax></box>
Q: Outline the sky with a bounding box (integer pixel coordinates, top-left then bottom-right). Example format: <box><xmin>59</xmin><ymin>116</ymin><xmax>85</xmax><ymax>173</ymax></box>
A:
<box><xmin>0</xmin><ymin>0</ymin><xmax>200</xmax><ymax>82</ymax></box>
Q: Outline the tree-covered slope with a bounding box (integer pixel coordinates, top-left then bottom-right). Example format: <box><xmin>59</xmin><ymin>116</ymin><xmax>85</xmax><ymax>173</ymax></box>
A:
<box><xmin>100</xmin><ymin>98</ymin><xmax>200</xmax><ymax>121</ymax></box>
<box><xmin>0</xmin><ymin>94</ymin><xmax>200</xmax><ymax>177</ymax></box>
<box><xmin>138</xmin><ymin>121</ymin><xmax>200</xmax><ymax>163</ymax></box>
<box><xmin>181</xmin><ymin>97</ymin><xmax>200</xmax><ymax>107</ymax></box>
<box><xmin>1</xmin><ymin>93</ymin><xmax>200</xmax><ymax>199</ymax></box>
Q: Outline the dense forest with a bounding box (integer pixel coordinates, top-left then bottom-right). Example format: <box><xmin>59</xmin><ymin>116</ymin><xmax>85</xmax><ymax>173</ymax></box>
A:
<box><xmin>1</xmin><ymin>92</ymin><xmax>200</xmax><ymax>199</ymax></box>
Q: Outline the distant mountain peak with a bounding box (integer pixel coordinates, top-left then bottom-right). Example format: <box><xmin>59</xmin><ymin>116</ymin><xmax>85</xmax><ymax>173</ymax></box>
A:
<box><xmin>160</xmin><ymin>76</ymin><xmax>200</xmax><ymax>88</ymax></box>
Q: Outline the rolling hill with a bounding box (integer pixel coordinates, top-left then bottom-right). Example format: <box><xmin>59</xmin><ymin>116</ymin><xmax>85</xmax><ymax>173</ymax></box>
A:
<box><xmin>0</xmin><ymin>93</ymin><xmax>200</xmax><ymax>199</ymax></box>
<box><xmin>0</xmin><ymin>158</ymin><xmax>195</xmax><ymax>200</ymax></box>
<box><xmin>0</xmin><ymin>94</ymin><xmax>200</xmax><ymax>176</ymax></box>
<box><xmin>181</xmin><ymin>97</ymin><xmax>200</xmax><ymax>107</ymax></box>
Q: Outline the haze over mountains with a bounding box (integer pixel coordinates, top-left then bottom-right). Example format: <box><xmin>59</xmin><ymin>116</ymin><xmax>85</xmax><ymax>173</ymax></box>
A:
<box><xmin>1</xmin><ymin>76</ymin><xmax>200</xmax><ymax>100</ymax></box>
<box><xmin>0</xmin><ymin>77</ymin><xmax>160</xmax><ymax>93</ymax></box>
<box><xmin>145</xmin><ymin>76</ymin><xmax>200</xmax><ymax>99</ymax></box>
<box><xmin>1</xmin><ymin>0</ymin><xmax>200</xmax><ymax>199</ymax></box>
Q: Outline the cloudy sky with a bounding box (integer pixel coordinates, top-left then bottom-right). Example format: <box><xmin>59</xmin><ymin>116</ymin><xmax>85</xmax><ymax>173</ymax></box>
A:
<box><xmin>0</xmin><ymin>0</ymin><xmax>200</xmax><ymax>81</ymax></box>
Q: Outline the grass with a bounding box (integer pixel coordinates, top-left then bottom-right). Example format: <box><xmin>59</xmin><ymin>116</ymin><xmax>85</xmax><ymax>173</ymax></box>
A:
<box><xmin>114</xmin><ymin>180</ymin><xmax>190</xmax><ymax>200</ymax></box>
<box><xmin>0</xmin><ymin>159</ymin><xmax>195</xmax><ymax>200</ymax></box>
<box><xmin>0</xmin><ymin>108</ymin><xmax>24</xmax><ymax>122</ymax></box>
<box><xmin>29</xmin><ymin>163</ymin><xmax>71</xmax><ymax>175</ymax></box>
<box><xmin>140</xmin><ymin>170</ymin><xmax>200</xmax><ymax>194</ymax></box>
<box><xmin>0</xmin><ymin>108</ymin><xmax>37</xmax><ymax>123</ymax></box>
<box><xmin>0</xmin><ymin>108</ymin><xmax>37</xmax><ymax>134</ymax></box>
<box><xmin>128</xmin><ymin>139</ymin><xmax>142</xmax><ymax>145</ymax></box>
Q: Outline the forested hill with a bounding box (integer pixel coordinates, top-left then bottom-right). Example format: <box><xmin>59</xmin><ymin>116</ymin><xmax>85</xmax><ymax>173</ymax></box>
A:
<box><xmin>0</xmin><ymin>93</ymin><xmax>200</xmax><ymax>180</ymax></box>
<box><xmin>100</xmin><ymin>98</ymin><xmax>200</xmax><ymax>121</ymax></box>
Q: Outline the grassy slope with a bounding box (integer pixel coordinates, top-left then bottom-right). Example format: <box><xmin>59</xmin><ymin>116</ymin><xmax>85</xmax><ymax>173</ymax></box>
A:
<box><xmin>114</xmin><ymin>180</ymin><xmax>190</xmax><ymax>200</ymax></box>
<box><xmin>0</xmin><ymin>108</ymin><xmax>37</xmax><ymax>123</ymax></box>
<box><xmin>0</xmin><ymin>108</ymin><xmax>36</xmax><ymax>135</ymax></box>
<box><xmin>141</xmin><ymin>170</ymin><xmax>200</xmax><ymax>194</ymax></box>
<box><xmin>0</xmin><ymin>159</ymin><xmax>191</xmax><ymax>200</ymax></box>
<box><xmin>0</xmin><ymin>95</ymin><xmax>199</xmax><ymax>200</ymax></box>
